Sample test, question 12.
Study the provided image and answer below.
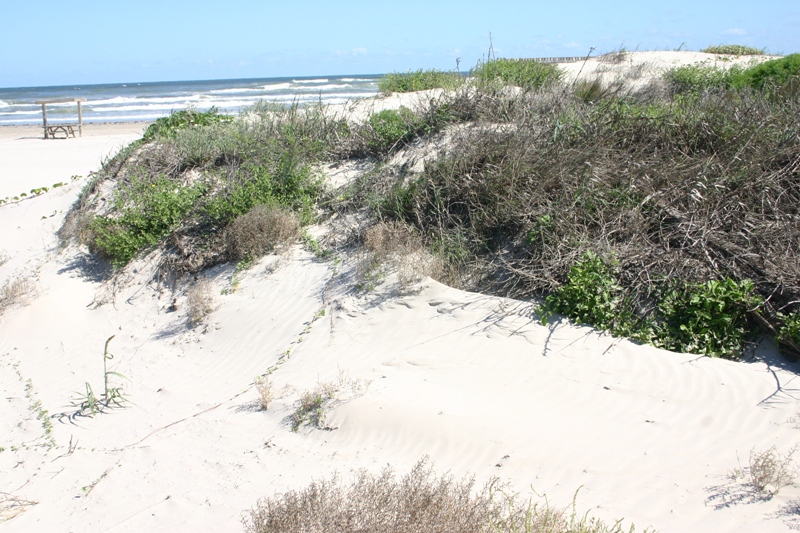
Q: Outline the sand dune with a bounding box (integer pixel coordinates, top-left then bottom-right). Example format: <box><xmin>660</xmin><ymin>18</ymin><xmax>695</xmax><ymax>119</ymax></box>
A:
<box><xmin>2</xmin><ymin>55</ymin><xmax>800</xmax><ymax>532</ymax></box>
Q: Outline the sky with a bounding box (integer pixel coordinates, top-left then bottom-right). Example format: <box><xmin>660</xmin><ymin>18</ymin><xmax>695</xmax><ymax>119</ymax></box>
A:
<box><xmin>1</xmin><ymin>0</ymin><xmax>798</xmax><ymax>88</ymax></box>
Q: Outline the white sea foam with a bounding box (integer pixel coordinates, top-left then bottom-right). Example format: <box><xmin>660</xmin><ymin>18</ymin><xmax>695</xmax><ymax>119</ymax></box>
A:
<box><xmin>289</xmin><ymin>83</ymin><xmax>353</xmax><ymax>91</ymax></box>
<box><xmin>89</xmin><ymin>95</ymin><xmax>205</xmax><ymax>106</ymax></box>
<box><xmin>0</xmin><ymin>76</ymin><xmax>380</xmax><ymax>125</ymax></box>
<box><xmin>1</xmin><ymin>110</ymin><xmax>42</xmax><ymax>116</ymax></box>
<box><xmin>253</xmin><ymin>82</ymin><xmax>291</xmax><ymax>92</ymax></box>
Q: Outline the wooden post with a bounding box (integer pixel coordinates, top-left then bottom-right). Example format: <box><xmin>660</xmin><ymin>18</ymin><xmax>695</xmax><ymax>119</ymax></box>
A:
<box><xmin>77</xmin><ymin>100</ymin><xmax>83</xmax><ymax>137</ymax></box>
<box><xmin>41</xmin><ymin>103</ymin><xmax>48</xmax><ymax>139</ymax></box>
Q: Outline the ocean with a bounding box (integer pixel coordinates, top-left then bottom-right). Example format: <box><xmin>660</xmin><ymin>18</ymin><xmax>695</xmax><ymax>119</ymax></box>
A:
<box><xmin>0</xmin><ymin>75</ymin><xmax>382</xmax><ymax>126</ymax></box>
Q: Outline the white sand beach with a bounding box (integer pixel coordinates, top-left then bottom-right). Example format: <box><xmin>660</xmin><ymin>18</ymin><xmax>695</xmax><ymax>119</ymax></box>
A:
<box><xmin>1</xmin><ymin>53</ymin><xmax>799</xmax><ymax>532</ymax></box>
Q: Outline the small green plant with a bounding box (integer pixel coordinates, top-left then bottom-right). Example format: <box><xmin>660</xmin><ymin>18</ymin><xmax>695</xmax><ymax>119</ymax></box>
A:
<box><xmin>702</xmin><ymin>44</ymin><xmax>766</xmax><ymax>56</ymax></box>
<box><xmin>301</xmin><ymin>231</ymin><xmax>333</xmax><ymax>259</ymax></box>
<box><xmin>378</xmin><ymin>69</ymin><xmax>464</xmax><ymax>94</ymax></box>
<box><xmin>290</xmin><ymin>383</ymin><xmax>337</xmax><ymax>431</ymax></box>
<box><xmin>71</xmin><ymin>336</ymin><xmax>128</xmax><ymax>418</ymax></box>
<box><xmin>473</xmin><ymin>58</ymin><xmax>563</xmax><ymax>90</ymax></box>
<box><xmin>25</xmin><ymin>379</ymin><xmax>56</xmax><ymax>448</ymax></box>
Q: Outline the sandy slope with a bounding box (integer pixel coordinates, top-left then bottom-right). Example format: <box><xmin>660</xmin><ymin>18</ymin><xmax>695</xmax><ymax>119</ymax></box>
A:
<box><xmin>2</xmin><ymin>54</ymin><xmax>800</xmax><ymax>532</ymax></box>
<box><xmin>0</xmin><ymin>123</ymin><xmax>147</xmax><ymax>201</ymax></box>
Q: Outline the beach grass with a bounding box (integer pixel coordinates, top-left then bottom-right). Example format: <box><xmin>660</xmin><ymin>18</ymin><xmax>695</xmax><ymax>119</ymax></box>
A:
<box><xmin>472</xmin><ymin>58</ymin><xmax>563</xmax><ymax>90</ymax></box>
<box><xmin>378</xmin><ymin>69</ymin><xmax>464</xmax><ymax>94</ymax></box>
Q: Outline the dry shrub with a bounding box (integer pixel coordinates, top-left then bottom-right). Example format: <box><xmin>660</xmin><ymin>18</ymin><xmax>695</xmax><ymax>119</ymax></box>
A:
<box><xmin>57</xmin><ymin>210</ymin><xmax>96</xmax><ymax>246</ymax></box>
<box><xmin>0</xmin><ymin>492</ymin><xmax>38</xmax><ymax>523</ymax></box>
<box><xmin>224</xmin><ymin>205</ymin><xmax>300</xmax><ymax>261</ymax></box>
<box><xmin>0</xmin><ymin>277</ymin><xmax>35</xmax><ymax>315</ymax></box>
<box><xmin>244</xmin><ymin>460</ymin><xmax>488</xmax><ymax>533</ymax></box>
<box><xmin>748</xmin><ymin>445</ymin><xmax>799</xmax><ymax>497</ymax></box>
<box><xmin>185</xmin><ymin>278</ymin><xmax>215</xmax><ymax>327</ymax></box>
<box><xmin>243</xmin><ymin>459</ymin><xmax>649</xmax><ymax>533</ymax></box>
<box><xmin>254</xmin><ymin>375</ymin><xmax>274</xmax><ymax>411</ymax></box>
<box><xmin>358</xmin><ymin>220</ymin><xmax>442</xmax><ymax>286</ymax></box>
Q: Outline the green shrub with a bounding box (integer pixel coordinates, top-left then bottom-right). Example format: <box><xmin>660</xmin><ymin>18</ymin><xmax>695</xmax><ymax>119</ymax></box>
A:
<box><xmin>378</xmin><ymin>69</ymin><xmax>464</xmax><ymax>94</ymax></box>
<box><xmin>204</xmin><ymin>161</ymin><xmax>320</xmax><ymax>226</ymax></box>
<box><xmin>731</xmin><ymin>53</ymin><xmax>800</xmax><ymax>90</ymax></box>
<box><xmin>540</xmin><ymin>252</ymin><xmax>763</xmax><ymax>359</ymax></box>
<box><xmin>656</xmin><ymin>279</ymin><xmax>760</xmax><ymax>359</ymax></box>
<box><xmin>142</xmin><ymin>107</ymin><xmax>232</xmax><ymax>142</ymax></box>
<box><xmin>367</xmin><ymin>107</ymin><xmax>421</xmax><ymax>154</ymax></box>
<box><xmin>89</xmin><ymin>177</ymin><xmax>203</xmax><ymax>267</ymax></box>
<box><xmin>541</xmin><ymin>251</ymin><xmax>635</xmax><ymax>334</ymax></box>
<box><xmin>473</xmin><ymin>59</ymin><xmax>563</xmax><ymax>90</ymax></box>
<box><xmin>702</xmin><ymin>44</ymin><xmax>765</xmax><ymax>56</ymax></box>
<box><xmin>664</xmin><ymin>65</ymin><xmax>737</xmax><ymax>94</ymax></box>
<box><xmin>777</xmin><ymin>311</ymin><xmax>800</xmax><ymax>357</ymax></box>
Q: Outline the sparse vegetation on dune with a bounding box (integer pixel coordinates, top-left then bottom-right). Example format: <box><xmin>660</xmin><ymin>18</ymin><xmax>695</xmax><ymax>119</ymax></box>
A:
<box><xmin>244</xmin><ymin>459</ymin><xmax>651</xmax><ymax>533</ymax></box>
<box><xmin>378</xmin><ymin>68</ymin><xmax>464</xmax><ymax>94</ymax></box>
<box><xmin>472</xmin><ymin>58</ymin><xmax>564</xmax><ymax>91</ymax></box>
<box><xmin>702</xmin><ymin>44</ymin><xmax>766</xmax><ymax>56</ymax></box>
<box><xmin>60</xmin><ymin>50</ymin><xmax>800</xmax><ymax>363</ymax></box>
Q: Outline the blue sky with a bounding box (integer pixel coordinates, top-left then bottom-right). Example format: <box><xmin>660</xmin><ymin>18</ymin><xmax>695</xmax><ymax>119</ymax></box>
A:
<box><xmin>1</xmin><ymin>0</ymin><xmax>797</xmax><ymax>88</ymax></box>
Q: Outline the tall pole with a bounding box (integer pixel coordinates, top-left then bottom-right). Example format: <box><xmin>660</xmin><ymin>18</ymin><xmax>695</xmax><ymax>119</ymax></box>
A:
<box><xmin>77</xmin><ymin>101</ymin><xmax>83</xmax><ymax>137</ymax></box>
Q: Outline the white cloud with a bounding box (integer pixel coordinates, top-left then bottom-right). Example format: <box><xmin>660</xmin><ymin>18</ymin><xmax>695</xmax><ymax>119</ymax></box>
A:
<box><xmin>336</xmin><ymin>47</ymin><xmax>368</xmax><ymax>57</ymax></box>
<box><xmin>723</xmin><ymin>28</ymin><xmax>747</xmax><ymax>36</ymax></box>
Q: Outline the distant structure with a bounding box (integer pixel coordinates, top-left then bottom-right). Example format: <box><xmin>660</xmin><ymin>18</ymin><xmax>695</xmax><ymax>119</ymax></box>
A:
<box><xmin>34</xmin><ymin>98</ymin><xmax>87</xmax><ymax>139</ymax></box>
<box><xmin>523</xmin><ymin>57</ymin><xmax>585</xmax><ymax>64</ymax></box>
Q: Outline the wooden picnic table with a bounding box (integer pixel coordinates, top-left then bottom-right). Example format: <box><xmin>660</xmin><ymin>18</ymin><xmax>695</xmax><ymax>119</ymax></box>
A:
<box><xmin>34</xmin><ymin>98</ymin><xmax>87</xmax><ymax>139</ymax></box>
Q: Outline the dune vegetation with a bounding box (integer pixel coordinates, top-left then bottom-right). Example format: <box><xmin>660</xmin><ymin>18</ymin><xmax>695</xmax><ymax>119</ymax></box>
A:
<box><xmin>61</xmin><ymin>52</ymin><xmax>800</xmax><ymax>363</ymax></box>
